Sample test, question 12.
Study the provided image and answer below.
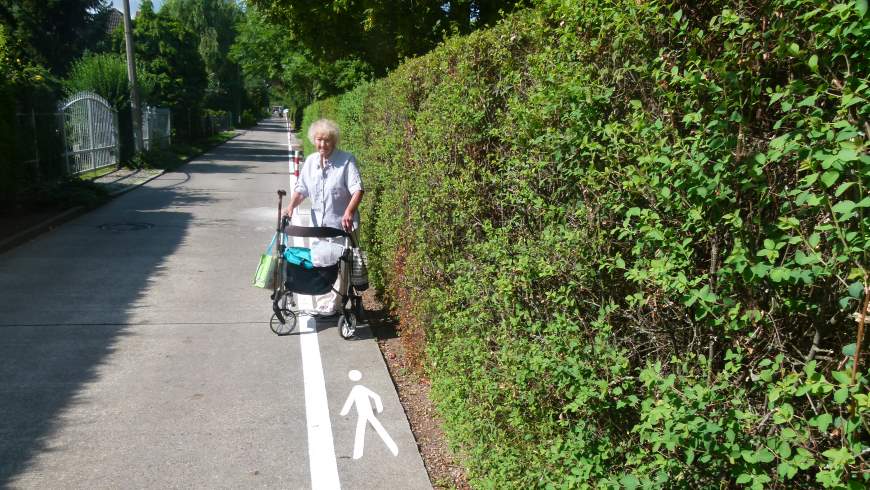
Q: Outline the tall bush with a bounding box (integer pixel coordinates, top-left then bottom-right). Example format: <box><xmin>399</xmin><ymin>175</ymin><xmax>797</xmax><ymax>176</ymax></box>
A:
<box><xmin>0</xmin><ymin>24</ymin><xmax>54</xmax><ymax>202</ymax></box>
<box><xmin>307</xmin><ymin>0</ymin><xmax>870</xmax><ymax>487</ymax></box>
<box><xmin>65</xmin><ymin>53</ymin><xmax>135</xmax><ymax>108</ymax></box>
<box><xmin>64</xmin><ymin>52</ymin><xmax>155</xmax><ymax>163</ymax></box>
<box><xmin>0</xmin><ymin>25</ymin><xmax>18</xmax><ymax>199</ymax></box>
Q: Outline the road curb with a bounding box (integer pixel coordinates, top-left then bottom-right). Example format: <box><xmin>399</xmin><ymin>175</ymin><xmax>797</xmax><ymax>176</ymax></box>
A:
<box><xmin>0</xmin><ymin>207</ymin><xmax>87</xmax><ymax>254</ymax></box>
<box><xmin>0</xmin><ymin>129</ymin><xmax>248</xmax><ymax>255</ymax></box>
<box><xmin>101</xmin><ymin>169</ymin><xmax>165</xmax><ymax>197</ymax></box>
<box><xmin>0</xmin><ymin>170</ymin><xmax>165</xmax><ymax>255</ymax></box>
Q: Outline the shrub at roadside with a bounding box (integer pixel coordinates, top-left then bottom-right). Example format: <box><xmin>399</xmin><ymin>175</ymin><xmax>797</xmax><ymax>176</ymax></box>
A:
<box><xmin>19</xmin><ymin>178</ymin><xmax>110</xmax><ymax>210</ymax></box>
<box><xmin>129</xmin><ymin>130</ymin><xmax>238</xmax><ymax>170</ymax></box>
<box><xmin>306</xmin><ymin>0</ymin><xmax>869</xmax><ymax>487</ymax></box>
<box><xmin>64</xmin><ymin>52</ymin><xmax>159</xmax><ymax>164</ymax></box>
<box><xmin>0</xmin><ymin>24</ymin><xmax>55</xmax><ymax>203</ymax></box>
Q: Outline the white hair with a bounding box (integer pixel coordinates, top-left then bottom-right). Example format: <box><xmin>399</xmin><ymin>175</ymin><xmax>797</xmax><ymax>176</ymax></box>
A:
<box><xmin>307</xmin><ymin>118</ymin><xmax>340</xmax><ymax>145</ymax></box>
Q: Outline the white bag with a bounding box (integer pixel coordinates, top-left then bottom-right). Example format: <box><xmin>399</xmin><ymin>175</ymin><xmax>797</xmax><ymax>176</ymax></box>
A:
<box><xmin>310</xmin><ymin>240</ymin><xmax>345</xmax><ymax>267</ymax></box>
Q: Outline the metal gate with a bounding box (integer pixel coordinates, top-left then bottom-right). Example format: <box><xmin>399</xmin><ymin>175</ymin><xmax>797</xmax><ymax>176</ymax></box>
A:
<box><xmin>58</xmin><ymin>91</ymin><xmax>120</xmax><ymax>175</ymax></box>
<box><xmin>143</xmin><ymin>106</ymin><xmax>171</xmax><ymax>150</ymax></box>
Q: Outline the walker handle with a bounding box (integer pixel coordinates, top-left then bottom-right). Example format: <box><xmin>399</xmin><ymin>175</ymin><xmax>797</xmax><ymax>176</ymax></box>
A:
<box><xmin>272</xmin><ymin>190</ymin><xmax>287</xmax><ymax>296</ymax></box>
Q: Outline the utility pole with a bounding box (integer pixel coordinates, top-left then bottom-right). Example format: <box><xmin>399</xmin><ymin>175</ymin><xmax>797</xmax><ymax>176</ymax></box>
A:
<box><xmin>121</xmin><ymin>0</ymin><xmax>144</xmax><ymax>153</ymax></box>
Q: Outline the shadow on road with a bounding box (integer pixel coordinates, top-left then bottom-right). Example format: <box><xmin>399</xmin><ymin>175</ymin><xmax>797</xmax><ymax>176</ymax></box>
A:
<box><xmin>250</xmin><ymin>120</ymin><xmax>291</xmax><ymax>133</ymax></box>
<box><xmin>0</xmin><ymin>183</ymin><xmax>214</xmax><ymax>485</ymax></box>
<box><xmin>0</xmin><ymin>119</ymin><xmax>293</xmax><ymax>486</ymax></box>
<box><xmin>0</xmin><ymin>129</ymin><xmax>293</xmax><ymax>484</ymax></box>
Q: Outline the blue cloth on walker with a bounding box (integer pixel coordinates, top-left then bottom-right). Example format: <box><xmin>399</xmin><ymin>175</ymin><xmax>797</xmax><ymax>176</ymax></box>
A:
<box><xmin>284</xmin><ymin>247</ymin><xmax>314</xmax><ymax>269</ymax></box>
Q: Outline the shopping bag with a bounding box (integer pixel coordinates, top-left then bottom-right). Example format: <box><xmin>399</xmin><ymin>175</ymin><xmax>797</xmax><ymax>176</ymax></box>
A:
<box><xmin>310</xmin><ymin>240</ymin><xmax>345</xmax><ymax>267</ymax></box>
<box><xmin>351</xmin><ymin>248</ymin><xmax>369</xmax><ymax>290</ymax></box>
<box><xmin>284</xmin><ymin>246</ymin><xmax>315</xmax><ymax>269</ymax></box>
<box><xmin>252</xmin><ymin>234</ymin><xmax>279</xmax><ymax>289</ymax></box>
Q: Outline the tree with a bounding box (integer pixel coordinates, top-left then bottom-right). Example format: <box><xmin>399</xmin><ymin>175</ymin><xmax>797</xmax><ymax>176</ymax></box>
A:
<box><xmin>0</xmin><ymin>0</ymin><xmax>111</xmax><ymax>76</ymax></box>
<box><xmin>230</xmin><ymin>5</ymin><xmax>313</xmax><ymax>107</ymax></box>
<box><xmin>131</xmin><ymin>0</ymin><xmax>207</xmax><ymax>139</ymax></box>
<box><xmin>161</xmin><ymin>0</ymin><xmax>245</xmax><ymax>112</ymax></box>
<box><xmin>247</xmin><ymin>0</ymin><xmax>525</xmax><ymax>75</ymax></box>
<box><xmin>0</xmin><ymin>23</ymin><xmax>53</xmax><ymax>201</ymax></box>
<box><xmin>230</xmin><ymin>3</ymin><xmax>372</xmax><ymax>115</ymax></box>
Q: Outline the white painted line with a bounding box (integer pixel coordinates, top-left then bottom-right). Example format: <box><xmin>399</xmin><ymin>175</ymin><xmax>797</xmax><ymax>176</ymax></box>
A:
<box><xmin>299</xmin><ymin>315</ymin><xmax>341</xmax><ymax>489</ymax></box>
<box><xmin>293</xmin><ymin>252</ymin><xmax>342</xmax><ymax>489</ymax></box>
<box><xmin>288</xmin><ymin>130</ymin><xmax>294</xmax><ymax>177</ymax></box>
<box><xmin>288</xmin><ymin>164</ymin><xmax>341</xmax><ymax>489</ymax></box>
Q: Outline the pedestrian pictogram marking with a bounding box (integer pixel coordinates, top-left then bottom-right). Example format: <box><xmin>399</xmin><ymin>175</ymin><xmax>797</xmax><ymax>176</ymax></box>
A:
<box><xmin>340</xmin><ymin>370</ymin><xmax>399</xmax><ymax>459</ymax></box>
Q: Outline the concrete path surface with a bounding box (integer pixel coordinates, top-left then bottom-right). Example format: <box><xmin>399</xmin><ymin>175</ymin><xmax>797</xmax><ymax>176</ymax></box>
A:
<box><xmin>0</xmin><ymin>118</ymin><xmax>431</xmax><ymax>489</ymax></box>
<box><xmin>93</xmin><ymin>168</ymin><xmax>165</xmax><ymax>197</ymax></box>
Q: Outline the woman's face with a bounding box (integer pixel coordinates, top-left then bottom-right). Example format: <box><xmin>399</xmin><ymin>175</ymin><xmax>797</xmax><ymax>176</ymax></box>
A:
<box><xmin>315</xmin><ymin>133</ymin><xmax>335</xmax><ymax>159</ymax></box>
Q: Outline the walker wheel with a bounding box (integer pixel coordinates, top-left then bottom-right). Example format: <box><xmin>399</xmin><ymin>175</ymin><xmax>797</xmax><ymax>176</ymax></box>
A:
<box><xmin>352</xmin><ymin>296</ymin><xmax>365</xmax><ymax>323</ymax></box>
<box><xmin>270</xmin><ymin>309</ymin><xmax>297</xmax><ymax>336</ymax></box>
<box><xmin>338</xmin><ymin>311</ymin><xmax>357</xmax><ymax>339</ymax></box>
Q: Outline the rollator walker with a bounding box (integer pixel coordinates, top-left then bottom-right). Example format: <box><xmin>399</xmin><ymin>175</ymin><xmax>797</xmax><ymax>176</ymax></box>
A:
<box><xmin>268</xmin><ymin>190</ymin><xmax>367</xmax><ymax>339</ymax></box>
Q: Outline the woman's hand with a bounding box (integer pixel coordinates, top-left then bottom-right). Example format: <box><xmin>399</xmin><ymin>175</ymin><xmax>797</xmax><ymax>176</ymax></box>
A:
<box><xmin>342</xmin><ymin>190</ymin><xmax>364</xmax><ymax>232</ymax></box>
<box><xmin>342</xmin><ymin>211</ymin><xmax>354</xmax><ymax>232</ymax></box>
<box><xmin>283</xmin><ymin>192</ymin><xmax>304</xmax><ymax>222</ymax></box>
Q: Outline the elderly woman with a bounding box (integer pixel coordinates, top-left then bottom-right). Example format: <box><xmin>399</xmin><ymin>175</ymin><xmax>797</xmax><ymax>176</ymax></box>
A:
<box><xmin>284</xmin><ymin>119</ymin><xmax>364</xmax><ymax>231</ymax></box>
<box><xmin>283</xmin><ymin>119</ymin><xmax>364</xmax><ymax>315</ymax></box>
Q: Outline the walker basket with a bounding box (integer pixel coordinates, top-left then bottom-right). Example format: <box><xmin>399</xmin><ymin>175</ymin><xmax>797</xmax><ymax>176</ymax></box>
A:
<box><xmin>285</xmin><ymin>262</ymin><xmax>339</xmax><ymax>296</ymax></box>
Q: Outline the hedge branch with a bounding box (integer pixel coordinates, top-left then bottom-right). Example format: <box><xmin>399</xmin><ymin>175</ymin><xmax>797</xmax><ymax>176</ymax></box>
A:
<box><xmin>850</xmin><ymin>284</ymin><xmax>869</xmax><ymax>387</ymax></box>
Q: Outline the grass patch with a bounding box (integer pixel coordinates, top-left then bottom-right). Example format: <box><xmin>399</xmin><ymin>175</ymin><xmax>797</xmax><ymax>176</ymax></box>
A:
<box><xmin>77</xmin><ymin>164</ymin><xmax>120</xmax><ymax>181</ymax></box>
<box><xmin>129</xmin><ymin>131</ymin><xmax>239</xmax><ymax>170</ymax></box>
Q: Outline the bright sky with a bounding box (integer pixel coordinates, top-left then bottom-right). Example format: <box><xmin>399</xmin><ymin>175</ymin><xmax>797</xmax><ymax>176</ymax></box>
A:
<box><xmin>111</xmin><ymin>0</ymin><xmax>165</xmax><ymax>15</ymax></box>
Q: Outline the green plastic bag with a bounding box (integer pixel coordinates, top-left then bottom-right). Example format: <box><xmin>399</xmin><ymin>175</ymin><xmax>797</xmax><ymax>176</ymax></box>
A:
<box><xmin>252</xmin><ymin>234</ymin><xmax>279</xmax><ymax>289</ymax></box>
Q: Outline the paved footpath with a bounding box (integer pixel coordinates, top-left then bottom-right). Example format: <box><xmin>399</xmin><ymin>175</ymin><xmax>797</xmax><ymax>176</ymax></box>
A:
<box><xmin>0</xmin><ymin>118</ymin><xmax>431</xmax><ymax>489</ymax></box>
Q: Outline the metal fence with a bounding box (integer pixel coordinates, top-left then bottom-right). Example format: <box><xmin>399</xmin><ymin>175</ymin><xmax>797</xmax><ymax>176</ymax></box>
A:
<box><xmin>143</xmin><ymin>106</ymin><xmax>171</xmax><ymax>150</ymax></box>
<box><xmin>12</xmin><ymin>110</ymin><xmax>65</xmax><ymax>185</ymax></box>
<box><xmin>58</xmin><ymin>91</ymin><xmax>120</xmax><ymax>175</ymax></box>
<box><xmin>202</xmin><ymin>112</ymin><xmax>233</xmax><ymax>136</ymax></box>
<box><xmin>11</xmin><ymin>95</ymin><xmax>234</xmax><ymax>182</ymax></box>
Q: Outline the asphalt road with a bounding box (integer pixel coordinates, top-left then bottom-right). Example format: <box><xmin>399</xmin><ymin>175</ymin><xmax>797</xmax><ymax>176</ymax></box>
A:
<box><xmin>0</xmin><ymin>118</ymin><xmax>431</xmax><ymax>489</ymax></box>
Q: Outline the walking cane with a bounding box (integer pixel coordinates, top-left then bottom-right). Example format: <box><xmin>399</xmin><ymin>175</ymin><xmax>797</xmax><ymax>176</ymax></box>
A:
<box><xmin>271</xmin><ymin>189</ymin><xmax>297</xmax><ymax>332</ymax></box>
<box><xmin>272</xmin><ymin>190</ymin><xmax>286</xmax><ymax>299</ymax></box>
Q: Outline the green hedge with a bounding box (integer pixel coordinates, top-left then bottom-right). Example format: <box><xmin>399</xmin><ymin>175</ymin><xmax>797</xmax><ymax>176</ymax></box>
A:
<box><xmin>305</xmin><ymin>0</ymin><xmax>870</xmax><ymax>487</ymax></box>
<box><xmin>0</xmin><ymin>25</ymin><xmax>59</xmax><ymax>203</ymax></box>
